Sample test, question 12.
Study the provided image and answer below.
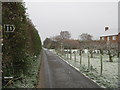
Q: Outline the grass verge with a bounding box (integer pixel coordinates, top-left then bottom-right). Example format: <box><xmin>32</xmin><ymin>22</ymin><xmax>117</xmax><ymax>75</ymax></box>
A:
<box><xmin>5</xmin><ymin>54</ymin><xmax>41</xmax><ymax>88</ymax></box>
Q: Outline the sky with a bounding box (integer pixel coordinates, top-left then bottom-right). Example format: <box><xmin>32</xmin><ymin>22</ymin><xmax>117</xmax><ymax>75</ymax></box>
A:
<box><xmin>24</xmin><ymin>0</ymin><xmax>118</xmax><ymax>42</ymax></box>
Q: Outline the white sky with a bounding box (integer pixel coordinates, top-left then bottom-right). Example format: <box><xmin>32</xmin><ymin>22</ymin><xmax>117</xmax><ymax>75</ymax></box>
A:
<box><xmin>24</xmin><ymin>0</ymin><xmax>118</xmax><ymax>42</ymax></box>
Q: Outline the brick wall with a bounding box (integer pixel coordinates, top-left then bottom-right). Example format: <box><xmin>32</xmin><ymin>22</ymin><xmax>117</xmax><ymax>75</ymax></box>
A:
<box><xmin>100</xmin><ymin>34</ymin><xmax>119</xmax><ymax>43</ymax></box>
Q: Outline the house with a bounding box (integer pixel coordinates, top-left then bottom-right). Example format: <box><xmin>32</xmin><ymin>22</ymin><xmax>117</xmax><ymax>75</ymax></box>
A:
<box><xmin>100</xmin><ymin>33</ymin><xmax>120</xmax><ymax>43</ymax></box>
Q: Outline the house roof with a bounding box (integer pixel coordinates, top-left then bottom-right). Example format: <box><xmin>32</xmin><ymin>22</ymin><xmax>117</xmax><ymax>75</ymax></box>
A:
<box><xmin>100</xmin><ymin>33</ymin><xmax>118</xmax><ymax>37</ymax></box>
<box><xmin>100</xmin><ymin>27</ymin><xmax>118</xmax><ymax>37</ymax></box>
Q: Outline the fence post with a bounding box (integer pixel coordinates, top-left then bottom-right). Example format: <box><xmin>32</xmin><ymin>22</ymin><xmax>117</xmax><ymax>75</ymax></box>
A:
<box><xmin>70</xmin><ymin>48</ymin><xmax>72</xmax><ymax>60</ymax></box>
<box><xmin>67</xmin><ymin>49</ymin><xmax>68</xmax><ymax>59</ymax></box>
<box><xmin>80</xmin><ymin>54</ymin><xmax>82</xmax><ymax>65</ymax></box>
<box><xmin>74</xmin><ymin>51</ymin><xmax>76</xmax><ymax>62</ymax></box>
<box><xmin>100</xmin><ymin>54</ymin><xmax>103</xmax><ymax>76</ymax></box>
<box><xmin>88</xmin><ymin>53</ymin><xmax>90</xmax><ymax>70</ymax></box>
<box><xmin>79</xmin><ymin>50</ymin><xmax>82</xmax><ymax>65</ymax></box>
<box><xmin>90</xmin><ymin>65</ymin><xmax>93</xmax><ymax>73</ymax></box>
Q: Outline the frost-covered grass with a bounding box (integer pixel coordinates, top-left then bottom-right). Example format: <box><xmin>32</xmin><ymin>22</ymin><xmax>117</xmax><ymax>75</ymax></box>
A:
<box><xmin>5</xmin><ymin>55</ymin><xmax>41</xmax><ymax>88</ymax></box>
<box><xmin>50</xmin><ymin>49</ymin><xmax>118</xmax><ymax>88</ymax></box>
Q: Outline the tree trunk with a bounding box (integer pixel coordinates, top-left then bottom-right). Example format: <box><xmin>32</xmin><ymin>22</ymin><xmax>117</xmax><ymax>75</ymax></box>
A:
<box><xmin>108</xmin><ymin>50</ymin><xmax>113</xmax><ymax>62</ymax></box>
<box><xmin>117</xmin><ymin>52</ymin><xmax>120</xmax><ymax>58</ymax></box>
<box><xmin>109</xmin><ymin>55</ymin><xmax>113</xmax><ymax>62</ymax></box>
<box><xmin>100</xmin><ymin>49</ymin><xmax>103</xmax><ymax>55</ymax></box>
<box><xmin>90</xmin><ymin>53</ymin><xmax>93</xmax><ymax>58</ymax></box>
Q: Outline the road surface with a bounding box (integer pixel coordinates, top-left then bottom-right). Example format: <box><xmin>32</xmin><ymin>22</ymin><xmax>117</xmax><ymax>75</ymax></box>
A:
<box><xmin>37</xmin><ymin>49</ymin><xmax>102</xmax><ymax>88</ymax></box>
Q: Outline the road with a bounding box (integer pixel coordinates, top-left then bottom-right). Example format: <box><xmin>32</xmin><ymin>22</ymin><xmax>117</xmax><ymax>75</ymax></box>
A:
<box><xmin>37</xmin><ymin>49</ymin><xmax>102</xmax><ymax>88</ymax></box>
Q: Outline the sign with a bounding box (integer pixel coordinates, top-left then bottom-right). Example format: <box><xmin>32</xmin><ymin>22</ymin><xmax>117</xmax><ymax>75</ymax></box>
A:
<box><xmin>4</xmin><ymin>24</ymin><xmax>15</xmax><ymax>32</ymax></box>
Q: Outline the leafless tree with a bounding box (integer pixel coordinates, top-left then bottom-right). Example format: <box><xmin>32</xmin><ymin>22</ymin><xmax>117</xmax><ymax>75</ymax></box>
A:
<box><xmin>106</xmin><ymin>42</ymin><xmax>118</xmax><ymax>62</ymax></box>
<box><xmin>79</xmin><ymin>33</ymin><xmax>93</xmax><ymax>41</ymax></box>
<box><xmin>60</xmin><ymin>31</ymin><xmax>71</xmax><ymax>40</ymax></box>
<box><xmin>94</xmin><ymin>40</ymin><xmax>118</xmax><ymax>62</ymax></box>
<box><xmin>54</xmin><ymin>35</ymin><xmax>62</xmax><ymax>41</ymax></box>
<box><xmin>61</xmin><ymin>39</ymin><xmax>80</xmax><ymax>49</ymax></box>
<box><xmin>43</xmin><ymin>38</ymin><xmax>52</xmax><ymax>48</ymax></box>
<box><xmin>50</xmin><ymin>31</ymin><xmax>71</xmax><ymax>41</ymax></box>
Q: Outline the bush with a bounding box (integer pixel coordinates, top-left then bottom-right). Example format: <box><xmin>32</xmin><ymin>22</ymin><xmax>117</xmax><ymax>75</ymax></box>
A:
<box><xmin>2</xmin><ymin>2</ymin><xmax>42</xmax><ymax>79</ymax></box>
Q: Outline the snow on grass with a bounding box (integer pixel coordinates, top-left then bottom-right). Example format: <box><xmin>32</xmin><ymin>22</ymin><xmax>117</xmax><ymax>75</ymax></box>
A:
<box><xmin>50</xmin><ymin>49</ymin><xmax>118</xmax><ymax>88</ymax></box>
<box><xmin>8</xmin><ymin>55</ymin><xmax>41</xmax><ymax>88</ymax></box>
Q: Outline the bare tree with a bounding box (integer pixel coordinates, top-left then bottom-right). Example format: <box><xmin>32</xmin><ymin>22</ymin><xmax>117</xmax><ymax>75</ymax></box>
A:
<box><xmin>79</xmin><ymin>33</ymin><xmax>93</xmax><ymax>41</ymax></box>
<box><xmin>54</xmin><ymin>35</ymin><xmax>62</xmax><ymax>41</ymax></box>
<box><xmin>95</xmin><ymin>40</ymin><xmax>118</xmax><ymax>62</ymax></box>
<box><xmin>50</xmin><ymin>31</ymin><xmax>71</xmax><ymax>41</ymax></box>
<box><xmin>61</xmin><ymin>39</ymin><xmax>80</xmax><ymax>49</ymax></box>
<box><xmin>43</xmin><ymin>38</ymin><xmax>53</xmax><ymax>48</ymax></box>
<box><xmin>60</xmin><ymin>31</ymin><xmax>71</xmax><ymax>40</ymax></box>
<box><xmin>106</xmin><ymin>42</ymin><xmax>118</xmax><ymax>62</ymax></box>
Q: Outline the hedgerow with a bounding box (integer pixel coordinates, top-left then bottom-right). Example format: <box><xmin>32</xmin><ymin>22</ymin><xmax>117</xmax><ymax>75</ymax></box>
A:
<box><xmin>2</xmin><ymin>2</ymin><xmax>42</xmax><ymax>81</ymax></box>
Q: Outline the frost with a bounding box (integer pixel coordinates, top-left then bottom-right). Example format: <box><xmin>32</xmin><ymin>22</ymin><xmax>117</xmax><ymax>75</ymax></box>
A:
<box><xmin>50</xmin><ymin>49</ymin><xmax>118</xmax><ymax>88</ymax></box>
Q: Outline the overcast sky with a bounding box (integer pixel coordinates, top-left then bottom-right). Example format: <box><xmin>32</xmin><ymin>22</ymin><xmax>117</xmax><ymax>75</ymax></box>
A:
<box><xmin>24</xmin><ymin>1</ymin><xmax>118</xmax><ymax>42</ymax></box>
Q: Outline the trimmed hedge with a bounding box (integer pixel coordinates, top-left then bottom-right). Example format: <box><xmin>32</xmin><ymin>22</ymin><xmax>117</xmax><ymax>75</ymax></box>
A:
<box><xmin>2</xmin><ymin>2</ymin><xmax>42</xmax><ymax>77</ymax></box>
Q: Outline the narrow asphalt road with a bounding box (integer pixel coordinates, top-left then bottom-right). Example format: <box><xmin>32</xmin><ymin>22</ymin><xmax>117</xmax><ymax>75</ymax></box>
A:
<box><xmin>37</xmin><ymin>49</ymin><xmax>102</xmax><ymax>88</ymax></box>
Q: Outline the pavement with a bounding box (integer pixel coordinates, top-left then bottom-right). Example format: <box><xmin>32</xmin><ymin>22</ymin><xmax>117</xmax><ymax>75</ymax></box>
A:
<box><xmin>37</xmin><ymin>49</ymin><xmax>103</xmax><ymax>88</ymax></box>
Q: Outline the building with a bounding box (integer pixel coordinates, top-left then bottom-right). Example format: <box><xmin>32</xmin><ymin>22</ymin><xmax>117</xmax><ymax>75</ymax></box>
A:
<box><xmin>100</xmin><ymin>33</ymin><xmax>120</xmax><ymax>43</ymax></box>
